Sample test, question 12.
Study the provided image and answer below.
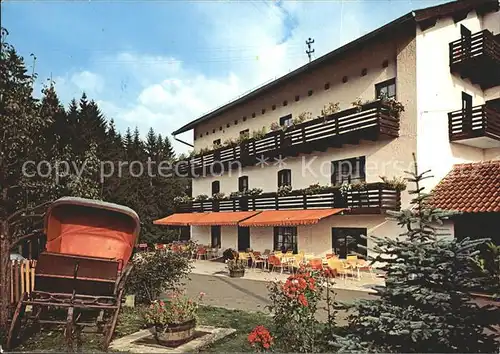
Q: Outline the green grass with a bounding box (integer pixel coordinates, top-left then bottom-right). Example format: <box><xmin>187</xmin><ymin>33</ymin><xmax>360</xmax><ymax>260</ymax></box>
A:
<box><xmin>197</xmin><ymin>306</ymin><xmax>272</xmax><ymax>352</ymax></box>
<box><xmin>7</xmin><ymin>305</ymin><xmax>271</xmax><ymax>352</ymax></box>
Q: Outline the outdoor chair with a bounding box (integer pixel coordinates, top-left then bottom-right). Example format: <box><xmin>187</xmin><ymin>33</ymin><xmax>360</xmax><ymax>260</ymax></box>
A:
<box><xmin>239</xmin><ymin>252</ymin><xmax>250</xmax><ymax>267</ymax></box>
<box><xmin>268</xmin><ymin>255</ymin><xmax>292</xmax><ymax>274</ymax></box>
<box><xmin>196</xmin><ymin>248</ymin><xmax>207</xmax><ymax>260</ymax></box>
<box><xmin>309</xmin><ymin>258</ymin><xmax>323</xmax><ymax>271</ymax></box>
<box><xmin>263</xmin><ymin>249</ymin><xmax>271</xmax><ymax>256</ymax></box>
<box><xmin>327</xmin><ymin>258</ymin><xmax>350</xmax><ymax>283</ymax></box>
<box><xmin>354</xmin><ymin>259</ymin><xmax>375</xmax><ymax>280</ymax></box>
<box><xmin>249</xmin><ymin>252</ymin><xmax>266</xmax><ymax>270</ymax></box>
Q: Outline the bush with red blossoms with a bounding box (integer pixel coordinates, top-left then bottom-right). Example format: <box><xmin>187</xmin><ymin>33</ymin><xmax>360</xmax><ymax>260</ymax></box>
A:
<box><xmin>262</xmin><ymin>267</ymin><xmax>338</xmax><ymax>352</ymax></box>
<box><xmin>247</xmin><ymin>325</ymin><xmax>273</xmax><ymax>352</ymax></box>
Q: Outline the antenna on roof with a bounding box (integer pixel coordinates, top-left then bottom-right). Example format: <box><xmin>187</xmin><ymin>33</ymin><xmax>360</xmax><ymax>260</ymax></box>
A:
<box><xmin>306</xmin><ymin>38</ymin><xmax>315</xmax><ymax>63</ymax></box>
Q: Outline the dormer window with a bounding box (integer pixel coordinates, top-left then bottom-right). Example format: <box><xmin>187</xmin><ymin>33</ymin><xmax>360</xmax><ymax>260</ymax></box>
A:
<box><xmin>278</xmin><ymin>169</ymin><xmax>291</xmax><ymax>188</ymax></box>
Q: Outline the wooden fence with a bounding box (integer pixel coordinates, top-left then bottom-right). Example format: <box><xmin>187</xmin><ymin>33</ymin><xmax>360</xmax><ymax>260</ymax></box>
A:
<box><xmin>10</xmin><ymin>260</ymin><xmax>36</xmax><ymax>304</ymax></box>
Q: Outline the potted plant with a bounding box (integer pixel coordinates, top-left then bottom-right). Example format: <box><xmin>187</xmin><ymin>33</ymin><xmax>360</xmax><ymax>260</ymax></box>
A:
<box><xmin>144</xmin><ymin>291</ymin><xmax>204</xmax><ymax>346</ymax></box>
<box><xmin>227</xmin><ymin>252</ymin><xmax>246</xmax><ymax>278</ymax></box>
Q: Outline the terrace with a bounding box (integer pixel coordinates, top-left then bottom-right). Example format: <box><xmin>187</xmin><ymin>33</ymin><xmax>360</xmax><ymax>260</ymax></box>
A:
<box><xmin>175</xmin><ymin>182</ymin><xmax>401</xmax><ymax>215</ymax></box>
<box><xmin>177</xmin><ymin>99</ymin><xmax>401</xmax><ymax>177</ymax></box>
<box><xmin>449</xmin><ymin>29</ymin><xmax>500</xmax><ymax>89</ymax></box>
<box><xmin>448</xmin><ymin>102</ymin><xmax>500</xmax><ymax>148</ymax></box>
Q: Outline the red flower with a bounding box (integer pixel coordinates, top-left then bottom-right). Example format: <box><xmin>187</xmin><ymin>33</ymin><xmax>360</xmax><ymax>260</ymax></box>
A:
<box><xmin>248</xmin><ymin>325</ymin><xmax>273</xmax><ymax>351</ymax></box>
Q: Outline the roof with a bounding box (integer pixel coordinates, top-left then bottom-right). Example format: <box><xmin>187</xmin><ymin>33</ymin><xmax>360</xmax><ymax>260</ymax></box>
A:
<box><xmin>430</xmin><ymin>160</ymin><xmax>500</xmax><ymax>213</ymax></box>
<box><xmin>153</xmin><ymin>213</ymin><xmax>210</xmax><ymax>226</ymax></box>
<box><xmin>239</xmin><ymin>208</ymin><xmax>345</xmax><ymax>227</ymax></box>
<box><xmin>172</xmin><ymin>0</ymin><xmax>499</xmax><ymax>135</ymax></box>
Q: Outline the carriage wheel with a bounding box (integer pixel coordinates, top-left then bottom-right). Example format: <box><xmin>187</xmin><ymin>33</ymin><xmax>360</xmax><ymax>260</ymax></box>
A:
<box><xmin>102</xmin><ymin>291</ymin><xmax>124</xmax><ymax>350</ymax></box>
<box><xmin>6</xmin><ymin>292</ymin><xmax>28</xmax><ymax>349</ymax></box>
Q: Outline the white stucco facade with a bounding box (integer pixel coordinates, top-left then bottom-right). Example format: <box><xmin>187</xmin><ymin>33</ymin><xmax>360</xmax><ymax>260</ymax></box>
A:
<box><xmin>181</xmin><ymin>5</ymin><xmax>499</xmax><ymax>255</ymax></box>
<box><xmin>415</xmin><ymin>9</ymin><xmax>500</xmax><ymax>191</ymax></box>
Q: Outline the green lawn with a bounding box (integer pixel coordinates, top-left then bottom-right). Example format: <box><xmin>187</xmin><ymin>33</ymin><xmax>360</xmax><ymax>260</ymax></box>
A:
<box><xmin>9</xmin><ymin>305</ymin><xmax>271</xmax><ymax>352</ymax></box>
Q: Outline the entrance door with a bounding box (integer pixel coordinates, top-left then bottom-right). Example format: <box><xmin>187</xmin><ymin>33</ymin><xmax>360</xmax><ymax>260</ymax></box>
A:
<box><xmin>211</xmin><ymin>226</ymin><xmax>221</xmax><ymax>248</ymax></box>
<box><xmin>331</xmin><ymin>228</ymin><xmax>367</xmax><ymax>258</ymax></box>
<box><xmin>238</xmin><ymin>227</ymin><xmax>250</xmax><ymax>251</ymax></box>
<box><xmin>460</xmin><ymin>24</ymin><xmax>472</xmax><ymax>60</ymax></box>
<box><xmin>462</xmin><ymin>92</ymin><xmax>473</xmax><ymax>133</ymax></box>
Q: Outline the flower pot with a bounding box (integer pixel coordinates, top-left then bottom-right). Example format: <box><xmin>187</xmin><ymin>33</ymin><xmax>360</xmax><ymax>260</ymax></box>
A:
<box><xmin>151</xmin><ymin>319</ymin><xmax>196</xmax><ymax>346</ymax></box>
<box><xmin>229</xmin><ymin>269</ymin><xmax>245</xmax><ymax>278</ymax></box>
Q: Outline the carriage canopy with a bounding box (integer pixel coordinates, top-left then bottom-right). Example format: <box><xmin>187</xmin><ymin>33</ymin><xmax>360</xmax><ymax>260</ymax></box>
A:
<box><xmin>44</xmin><ymin>197</ymin><xmax>140</xmax><ymax>267</ymax></box>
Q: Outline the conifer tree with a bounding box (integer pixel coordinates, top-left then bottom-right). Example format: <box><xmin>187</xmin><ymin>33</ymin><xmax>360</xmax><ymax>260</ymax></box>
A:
<box><xmin>337</xmin><ymin>154</ymin><xmax>499</xmax><ymax>353</ymax></box>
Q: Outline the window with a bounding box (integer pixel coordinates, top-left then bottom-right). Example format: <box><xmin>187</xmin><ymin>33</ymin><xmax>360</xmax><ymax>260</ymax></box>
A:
<box><xmin>211</xmin><ymin>226</ymin><xmax>221</xmax><ymax>248</ymax></box>
<box><xmin>279</xmin><ymin>114</ymin><xmax>293</xmax><ymax>127</ymax></box>
<box><xmin>213</xmin><ymin>139</ymin><xmax>221</xmax><ymax>146</ymax></box>
<box><xmin>332</xmin><ymin>228</ymin><xmax>367</xmax><ymax>258</ymax></box>
<box><xmin>272</xmin><ymin>105</ymin><xmax>276</xmax><ymax>110</ymax></box>
<box><xmin>382</xmin><ymin>59</ymin><xmax>389</xmax><ymax>68</ymax></box>
<box><xmin>375</xmin><ymin>78</ymin><xmax>396</xmax><ymax>99</ymax></box>
<box><xmin>227</xmin><ymin>123</ymin><xmax>230</xmax><ymax>128</ymax></box>
<box><xmin>295</xmin><ymin>95</ymin><xmax>300</xmax><ymax>102</ymax></box>
<box><xmin>252</xmin><ymin>113</ymin><xmax>256</xmax><ymax>118</ymax></box>
<box><xmin>361</xmin><ymin>68</ymin><xmax>367</xmax><ymax>76</ymax></box>
<box><xmin>342</xmin><ymin>76</ymin><xmax>348</xmax><ymax>83</ymax></box>
<box><xmin>234</xmin><ymin>120</ymin><xmax>238</xmax><ymax>125</ymax></box>
<box><xmin>277</xmin><ymin>169</ymin><xmax>291</xmax><ymax>188</ymax></box>
<box><xmin>331</xmin><ymin>157</ymin><xmax>366</xmax><ymax>185</ymax></box>
<box><xmin>238</xmin><ymin>176</ymin><xmax>249</xmax><ymax>192</ymax></box>
<box><xmin>324</xmin><ymin>82</ymin><xmax>330</xmax><ymax>90</ymax></box>
<box><xmin>274</xmin><ymin>227</ymin><xmax>297</xmax><ymax>253</ymax></box>
<box><xmin>240</xmin><ymin>129</ymin><xmax>250</xmax><ymax>139</ymax></box>
<box><xmin>308</xmin><ymin>89</ymin><xmax>313</xmax><ymax>96</ymax></box>
<box><xmin>211</xmin><ymin>181</ymin><xmax>220</xmax><ymax>195</ymax></box>
<box><xmin>283</xmin><ymin>100</ymin><xmax>288</xmax><ymax>106</ymax></box>
<box><xmin>243</xmin><ymin>116</ymin><xmax>247</xmax><ymax>122</ymax></box>
<box><xmin>262</xmin><ymin>109</ymin><xmax>266</xmax><ymax>114</ymax></box>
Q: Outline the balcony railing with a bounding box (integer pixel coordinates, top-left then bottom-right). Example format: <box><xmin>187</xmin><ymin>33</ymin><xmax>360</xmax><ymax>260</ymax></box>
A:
<box><xmin>176</xmin><ymin>183</ymin><xmax>401</xmax><ymax>215</ymax></box>
<box><xmin>448</xmin><ymin>104</ymin><xmax>500</xmax><ymax>148</ymax></box>
<box><xmin>449</xmin><ymin>29</ymin><xmax>500</xmax><ymax>89</ymax></box>
<box><xmin>177</xmin><ymin>100</ymin><xmax>400</xmax><ymax>176</ymax></box>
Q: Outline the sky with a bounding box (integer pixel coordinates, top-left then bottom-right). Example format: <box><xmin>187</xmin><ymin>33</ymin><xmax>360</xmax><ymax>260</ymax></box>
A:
<box><xmin>2</xmin><ymin>0</ymin><xmax>446</xmax><ymax>154</ymax></box>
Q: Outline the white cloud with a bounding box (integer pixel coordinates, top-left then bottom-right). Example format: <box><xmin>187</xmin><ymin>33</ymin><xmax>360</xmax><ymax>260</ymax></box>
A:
<box><xmin>54</xmin><ymin>1</ymin><xmax>367</xmax><ymax>155</ymax></box>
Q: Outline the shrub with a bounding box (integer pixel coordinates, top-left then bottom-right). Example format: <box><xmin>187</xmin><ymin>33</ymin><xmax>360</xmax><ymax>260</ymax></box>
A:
<box><xmin>227</xmin><ymin>259</ymin><xmax>246</xmax><ymax>272</ymax></box>
<box><xmin>277</xmin><ymin>185</ymin><xmax>292</xmax><ymax>196</ymax></box>
<box><xmin>212</xmin><ymin>192</ymin><xmax>226</xmax><ymax>200</ymax></box>
<box><xmin>321</xmin><ymin>102</ymin><xmax>340</xmax><ymax>117</ymax></box>
<box><xmin>245</xmin><ymin>188</ymin><xmax>263</xmax><ymax>197</ymax></box>
<box><xmin>380</xmin><ymin>175</ymin><xmax>407</xmax><ymax>191</ymax></box>
<box><xmin>223</xmin><ymin>248</ymin><xmax>237</xmax><ymax>261</ymax></box>
<box><xmin>264</xmin><ymin>268</ymin><xmax>337</xmax><ymax>352</ymax></box>
<box><xmin>173</xmin><ymin>195</ymin><xmax>193</xmax><ymax>205</ymax></box>
<box><xmin>270</xmin><ymin>122</ymin><xmax>282</xmax><ymax>132</ymax></box>
<box><xmin>194</xmin><ymin>194</ymin><xmax>209</xmax><ymax>202</ymax></box>
<box><xmin>144</xmin><ymin>291</ymin><xmax>204</xmax><ymax>327</ymax></box>
<box><xmin>248</xmin><ymin>325</ymin><xmax>274</xmax><ymax>352</ymax></box>
<box><xmin>251</xmin><ymin>126</ymin><xmax>267</xmax><ymax>140</ymax></box>
<box><xmin>126</xmin><ymin>251</ymin><xmax>192</xmax><ymax>304</ymax></box>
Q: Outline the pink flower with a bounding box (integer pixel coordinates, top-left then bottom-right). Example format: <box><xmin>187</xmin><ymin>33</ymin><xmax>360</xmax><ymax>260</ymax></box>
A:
<box><xmin>199</xmin><ymin>292</ymin><xmax>206</xmax><ymax>298</ymax></box>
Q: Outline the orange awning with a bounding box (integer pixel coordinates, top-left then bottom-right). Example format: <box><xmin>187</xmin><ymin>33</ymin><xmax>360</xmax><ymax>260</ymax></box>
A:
<box><xmin>153</xmin><ymin>213</ymin><xmax>209</xmax><ymax>226</ymax></box>
<box><xmin>239</xmin><ymin>209</ymin><xmax>345</xmax><ymax>227</ymax></box>
<box><xmin>190</xmin><ymin>211</ymin><xmax>261</xmax><ymax>226</ymax></box>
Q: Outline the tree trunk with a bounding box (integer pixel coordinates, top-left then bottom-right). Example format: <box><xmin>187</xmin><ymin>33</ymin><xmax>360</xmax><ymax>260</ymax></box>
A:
<box><xmin>0</xmin><ymin>219</ymin><xmax>11</xmax><ymax>331</ymax></box>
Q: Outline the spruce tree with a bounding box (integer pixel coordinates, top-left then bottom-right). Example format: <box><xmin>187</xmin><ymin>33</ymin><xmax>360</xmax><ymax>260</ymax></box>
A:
<box><xmin>145</xmin><ymin>127</ymin><xmax>158</xmax><ymax>160</ymax></box>
<box><xmin>338</xmin><ymin>154</ymin><xmax>499</xmax><ymax>353</ymax></box>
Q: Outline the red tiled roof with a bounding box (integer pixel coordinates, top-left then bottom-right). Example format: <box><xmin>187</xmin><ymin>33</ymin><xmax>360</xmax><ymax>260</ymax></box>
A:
<box><xmin>430</xmin><ymin>160</ymin><xmax>500</xmax><ymax>213</ymax></box>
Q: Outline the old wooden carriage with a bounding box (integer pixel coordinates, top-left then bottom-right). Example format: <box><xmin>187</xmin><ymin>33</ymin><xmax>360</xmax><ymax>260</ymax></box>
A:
<box><xmin>6</xmin><ymin>197</ymin><xmax>140</xmax><ymax>350</ymax></box>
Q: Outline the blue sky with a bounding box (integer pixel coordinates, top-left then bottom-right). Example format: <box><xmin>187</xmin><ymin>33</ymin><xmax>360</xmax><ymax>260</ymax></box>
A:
<box><xmin>3</xmin><ymin>0</ymin><xmax>445</xmax><ymax>154</ymax></box>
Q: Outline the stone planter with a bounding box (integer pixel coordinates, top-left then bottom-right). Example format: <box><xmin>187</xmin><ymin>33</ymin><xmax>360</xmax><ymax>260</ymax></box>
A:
<box><xmin>229</xmin><ymin>269</ymin><xmax>245</xmax><ymax>278</ymax></box>
<box><xmin>151</xmin><ymin>319</ymin><xmax>196</xmax><ymax>346</ymax></box>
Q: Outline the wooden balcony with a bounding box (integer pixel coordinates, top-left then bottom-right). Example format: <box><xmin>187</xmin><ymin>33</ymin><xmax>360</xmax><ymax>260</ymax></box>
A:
<box><xmin>177</xmin><ymin>100</ymin><xmax>400</xmax><ymax>176</ymax></box>
<box><xmin>176</xmin><ymin>183</ymin><xmax>401</xmax><ymax>215</ymax></box>
<box><xmin>448</xmin><ymin>103</ymin><xmax>500</xmax><ymax>148</ymax></box>
<box><xmin>449</xmin><ymin>30</ymin><xmax>500</xmax><ymax>89</ymax></box>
